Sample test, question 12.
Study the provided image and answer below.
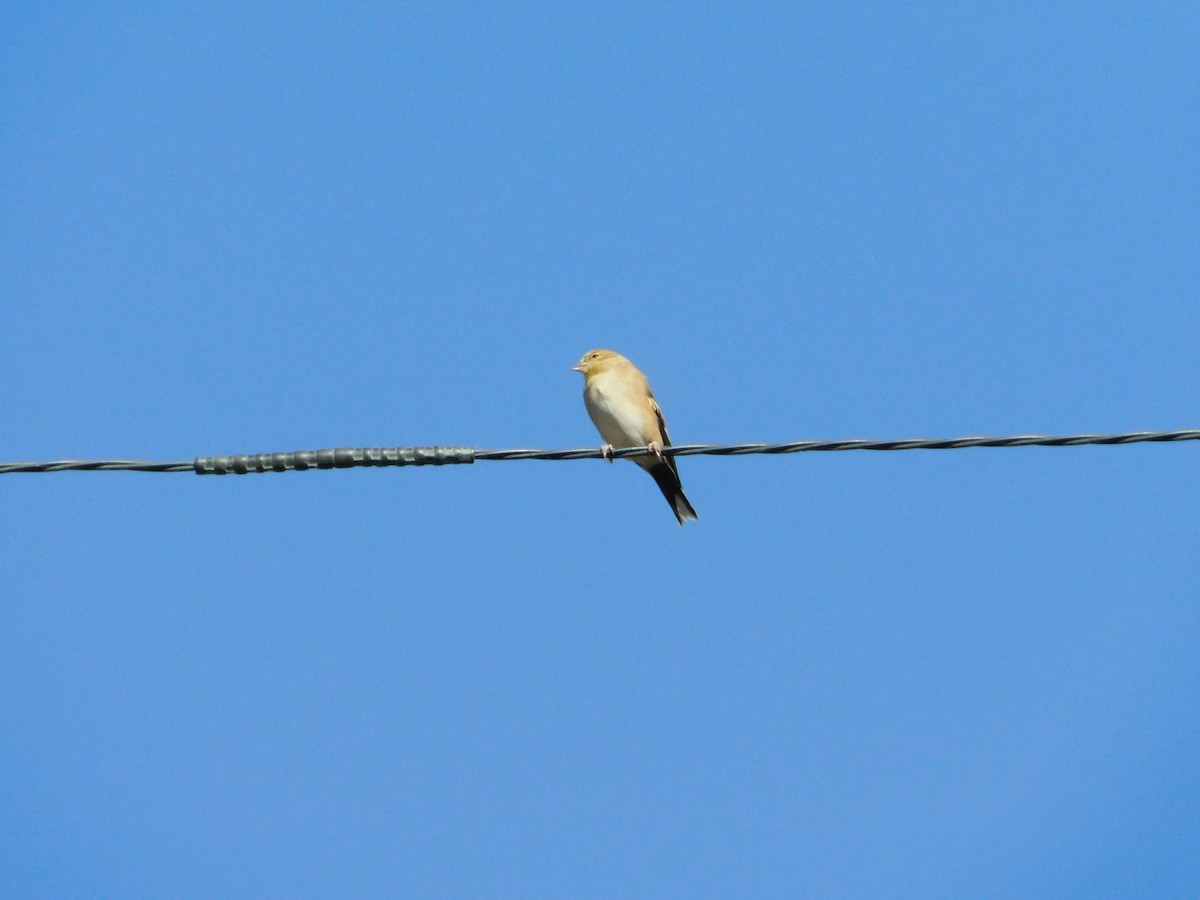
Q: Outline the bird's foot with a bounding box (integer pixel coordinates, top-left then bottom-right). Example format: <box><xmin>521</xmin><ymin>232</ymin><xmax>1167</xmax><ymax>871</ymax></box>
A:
<box><xmin>647</xmin><ymin>440</ymin><xmax>664</xmax><ymax>460</ymax></box>
<box><xmin>600</xmin><ymin>443</ymin><xmax>615</xmax><ymax>464</ymax></box>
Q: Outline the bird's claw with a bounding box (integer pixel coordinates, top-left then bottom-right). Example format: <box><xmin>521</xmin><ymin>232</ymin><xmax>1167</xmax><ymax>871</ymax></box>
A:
<box><xmin>601</xmin><ymin>443</ymin><xmax>615</xmax><ymax>464</ymax></box>
<box><xmin>648</xmin><ymin>440</ymin><xmax>664</xmax><ymax>460</ymax></box>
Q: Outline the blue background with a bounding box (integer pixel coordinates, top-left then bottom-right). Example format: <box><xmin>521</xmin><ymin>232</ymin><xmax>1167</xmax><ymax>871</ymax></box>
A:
<box><xmin>3</xmin><ymin>5</ymin><xmax>1198</xmax><ymax>897</ymax></box>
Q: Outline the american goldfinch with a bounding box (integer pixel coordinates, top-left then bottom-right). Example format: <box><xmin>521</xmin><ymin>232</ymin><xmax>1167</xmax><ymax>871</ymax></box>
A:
<box><xmin>572</xmin><ymin>349</ymin><xmax>699</xmax><ymax>526</ymax></box>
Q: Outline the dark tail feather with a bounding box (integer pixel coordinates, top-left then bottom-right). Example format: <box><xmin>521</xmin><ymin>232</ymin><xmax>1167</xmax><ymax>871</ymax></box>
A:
<box><xmin>647</xmin><ymin>462</ymin><xmax>699</xmax><ymax>526</ymax></box>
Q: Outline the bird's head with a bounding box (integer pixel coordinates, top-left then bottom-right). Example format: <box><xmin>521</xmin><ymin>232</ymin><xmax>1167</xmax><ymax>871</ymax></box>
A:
<box><xmin>571</xmin><ymin>348</ymin><xmax>624</xmax><ymax>379</ymax></box>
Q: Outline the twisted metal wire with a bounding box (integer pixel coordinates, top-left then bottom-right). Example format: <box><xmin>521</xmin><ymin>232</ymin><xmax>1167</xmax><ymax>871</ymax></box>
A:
<box><xmin>0</xmin><ymin>459</ymin><xmax>195</xmax><ymax>474</ymax></box>
<box><xmin>478</xmin><ymin>429</ymin><xmax>1200</xmax><ymax>461</ymax></box>
<box><xmin>1</xmin><ymin>429</ymin><xmax>1197</xmax><ymax>475</ymax></box>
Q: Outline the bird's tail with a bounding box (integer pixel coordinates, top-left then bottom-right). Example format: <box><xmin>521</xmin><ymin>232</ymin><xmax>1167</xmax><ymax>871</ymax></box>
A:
<box><xmin>647</xmin><ymin>462</ymin><xmax>699</xmax><ymax>526</ymax></box>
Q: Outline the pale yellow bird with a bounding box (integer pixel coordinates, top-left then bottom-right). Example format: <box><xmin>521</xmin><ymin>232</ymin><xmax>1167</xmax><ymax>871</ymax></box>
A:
<box><xmin>572</xmin><ymin>349</ymin><xmax>699</xmax><ymax>526</ymax></box>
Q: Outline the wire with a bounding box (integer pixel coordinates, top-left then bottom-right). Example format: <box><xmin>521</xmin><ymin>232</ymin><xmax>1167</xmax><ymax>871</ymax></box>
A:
<box><xmin>1</xmin><ymin>429</ymin><xmax>1197</xmax><ymax>475</ymax></box>
<box><xmin>0</xmin><ymin>459</ymin><xmax>195</xmax><ymax>474</ymax></box>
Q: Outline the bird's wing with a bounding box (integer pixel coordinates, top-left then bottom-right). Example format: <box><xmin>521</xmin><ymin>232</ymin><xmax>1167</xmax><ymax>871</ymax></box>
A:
<box><xmin>647</xmin><ymin>394</ymin><xmax>683</xmax><ymax>478</ymax></box>
<box><xmin>648</xmin><ymin>394</ymin><xmax>672</xmax><ymax>446</ymax></box>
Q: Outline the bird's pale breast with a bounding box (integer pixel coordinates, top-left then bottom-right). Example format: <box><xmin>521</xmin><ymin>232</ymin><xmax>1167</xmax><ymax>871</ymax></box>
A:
<box><xmin>584</xmin><ymin>371</ymin><xmax>654</xmax><ymax>448</ymax></box>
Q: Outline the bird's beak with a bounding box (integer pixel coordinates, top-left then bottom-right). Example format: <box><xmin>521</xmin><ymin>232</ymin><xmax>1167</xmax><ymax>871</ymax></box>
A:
<box><xmin>570</xmin><ymin>363</ymin><xmax>586</xmax><ymax>373</ymax></box>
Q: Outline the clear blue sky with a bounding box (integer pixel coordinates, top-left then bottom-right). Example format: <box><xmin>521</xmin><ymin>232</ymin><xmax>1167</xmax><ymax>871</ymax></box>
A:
<box><xmin>3</xmin><ymin>5</ymin><xmax>1198</xmax><ymax>897</ymax></box>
